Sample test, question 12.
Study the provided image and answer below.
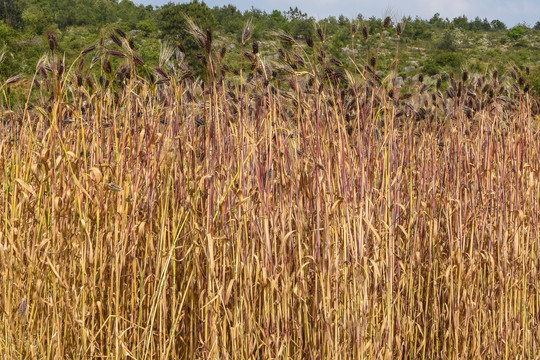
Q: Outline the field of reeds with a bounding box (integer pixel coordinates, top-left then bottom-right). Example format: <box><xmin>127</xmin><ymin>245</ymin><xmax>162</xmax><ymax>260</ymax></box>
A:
<box><xmin>1</xmin><ymin>20</ymin><xmax>540</xmax><ymax>359</ymax></box>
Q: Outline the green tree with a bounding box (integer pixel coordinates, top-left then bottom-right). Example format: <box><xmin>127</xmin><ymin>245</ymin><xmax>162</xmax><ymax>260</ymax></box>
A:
<box><xmin>469</xmin><ymin>16</ymin><xmax>490</xmax><ymax>31</ymax></box>
<box><xmin>491</xmin><ymin>19</ymin><xmax>507</xmax><ymax>30</ymax></box>
<box><xmin>284</xmin><ymin>6</ymin><xmax>306</xmax><ymax>21</ymax></box>
<box><xmin>367</xmin><ymin>16</ymin><xmax>382</xmax><ymax>35</ymax></box>
<box><xmin>243</xmin><ymin>6</ymin><xmax>267</xmax><ymax>39</ymax></box>
<box><xmin>0</xmin><ymin>21</ymin><xmax>23</xmax><ymax>77</ymax></box>
<box><xmin>212</xmin><ymin>4</ymin><xmax>243</xmax><ymax>37</ymax></box>
<box><xmin>423</xmin><ymin>51</ymin><xmax>464</xmax><ymax>75</ymax></box>
<box><xmin>43</xmin><ymin>0</ymin><xmax>117</xmax><ymax>29</ymax></box>
<box><xmin>452</xmin><ymin>15</ymin><xmax>468</xmax><ymax>30</ymax></box>
<box><xmin>137</xmin><ymin>19</ymin><xmax>155</xmax><ymax>36</ymax></box>
<box><xmin>285</xmin><ymin>7</ymin><xmax>313</xmax><ymax>39</ymax></box>
<box><xmin>158</xmin><ymin>0</ymin><xmax>214</xmax><ymax>72</ymax></box>
<box><xmin>268</xmin><ymin>10</ymin><xmax>289</xmax><ymax>32</ymax></box>
<box><xmin>0</xmin><ymin>0</ymin><xmax>23</xmax><ymax>28</ymax></box>
<box><xmin>21</xmin><ymin>2</ymin><xmax>54</xmax><ymax>34</ymax></box>
<box><xmin>508</xmin><ymin>25</ymin><xmax>527</xmax><ymax>40</ymax></box>
<box><xmin>158</xmin><ymin>0</ymin><xmax>214</xmax><ymax>43</ymax></box>
<box><xmin>436</xmin><ymin>30</ymin><xmax>457</xmax><ymax>51</ymax></box>
<box><xmin>403</xmin><ymin>16</ymin><xmax>432</xmax><ymax>40</ymax></box>
<box><xmin>429</xmin><ymin>13</ymin><xmax>446</xmax><ymax>28</ymax></box>
<box><xmin>117</xmin><ymin>0</ymin><xmax>151</xmax><ymax>30</ymax></box>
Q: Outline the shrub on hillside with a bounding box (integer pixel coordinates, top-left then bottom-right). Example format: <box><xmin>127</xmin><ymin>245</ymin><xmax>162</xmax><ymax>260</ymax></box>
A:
<box><xmin>507</xmin><ymin>26</ymin><xmax>527</xmax><ymax>40</ymax></box>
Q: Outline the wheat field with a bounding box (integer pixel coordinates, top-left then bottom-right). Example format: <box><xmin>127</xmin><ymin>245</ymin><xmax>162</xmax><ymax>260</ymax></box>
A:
<box><xmin>1</xmin><ymin>23</ymin><xmax>540</xmax><ymax>359</ymax></box>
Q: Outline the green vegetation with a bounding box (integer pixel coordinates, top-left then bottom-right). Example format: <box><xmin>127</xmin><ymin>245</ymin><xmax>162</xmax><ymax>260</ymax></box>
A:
<box><xmin>1</xmin><ymin>3</ymin><xmax>540</xmax><ymax>359</ymax></box>
<box><xmin>508</xmin><ymin>25</ymin><xmax>527</xmax><ymax>39</ymax></box>
<box><xmin>0</xmin><ymin>0</ymin><xmax>539</xmax><ymax>87</ymax></box>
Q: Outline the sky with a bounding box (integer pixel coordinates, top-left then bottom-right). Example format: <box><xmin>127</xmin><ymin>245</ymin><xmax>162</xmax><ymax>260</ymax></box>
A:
<box><xmin>134</xmin><ymin>0</ymin><xmax>539</xmax><ymax>27</ymax></box>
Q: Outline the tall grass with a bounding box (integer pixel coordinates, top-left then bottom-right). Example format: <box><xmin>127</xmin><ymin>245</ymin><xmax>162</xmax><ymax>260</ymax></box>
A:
<box><xmin>1</xmin><ymin>21</ymin><xmax>539</xmax><ymax>359</ymax></box>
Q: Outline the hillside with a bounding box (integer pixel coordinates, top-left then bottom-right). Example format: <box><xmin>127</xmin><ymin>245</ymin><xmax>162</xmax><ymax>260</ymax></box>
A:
<box><xmin>1</xmin><ymin>0</ymin><xmax>540</xmax><ymax>96</ymax></box>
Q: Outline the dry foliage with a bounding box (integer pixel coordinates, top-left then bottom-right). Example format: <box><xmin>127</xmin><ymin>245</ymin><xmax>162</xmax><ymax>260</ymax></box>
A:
<box><xmin>1</xmin><ymin>26</ymin><xmax>540</xmax><ymax>359</ymax></box>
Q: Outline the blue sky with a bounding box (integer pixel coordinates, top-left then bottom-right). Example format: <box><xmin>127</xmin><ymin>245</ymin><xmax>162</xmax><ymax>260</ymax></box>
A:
<box><xmin>134</xmin><ymin>0</ymin><xmax>539</xmax><ymax>27</ymax></box>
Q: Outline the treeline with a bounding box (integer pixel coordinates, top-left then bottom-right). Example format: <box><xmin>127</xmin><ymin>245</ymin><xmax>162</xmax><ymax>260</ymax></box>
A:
<box><xmin>3</xmin><ymin>0</ymin><xmax>540</xmax><ymax>35</ymax></box>
<box><xmin>1</xmin><ymin>0</ymin><xmax>152</xmax><ymax>32</ymax></box>
<box><xmin>1</xmin><ymin>0</ymin><xmax>539</xmax><ymax>78</ymax></box>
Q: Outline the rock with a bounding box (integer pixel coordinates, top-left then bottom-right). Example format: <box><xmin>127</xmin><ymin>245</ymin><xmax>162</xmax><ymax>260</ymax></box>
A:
<box><xmin>341</xmin><ymin>47</ymin><xmax>361</xmax><ymax>55</ymax></box>
<box><xmin>17</xmin><ymin>38</ymin><xmax>42</xmax><ymax>46</ymax></box>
